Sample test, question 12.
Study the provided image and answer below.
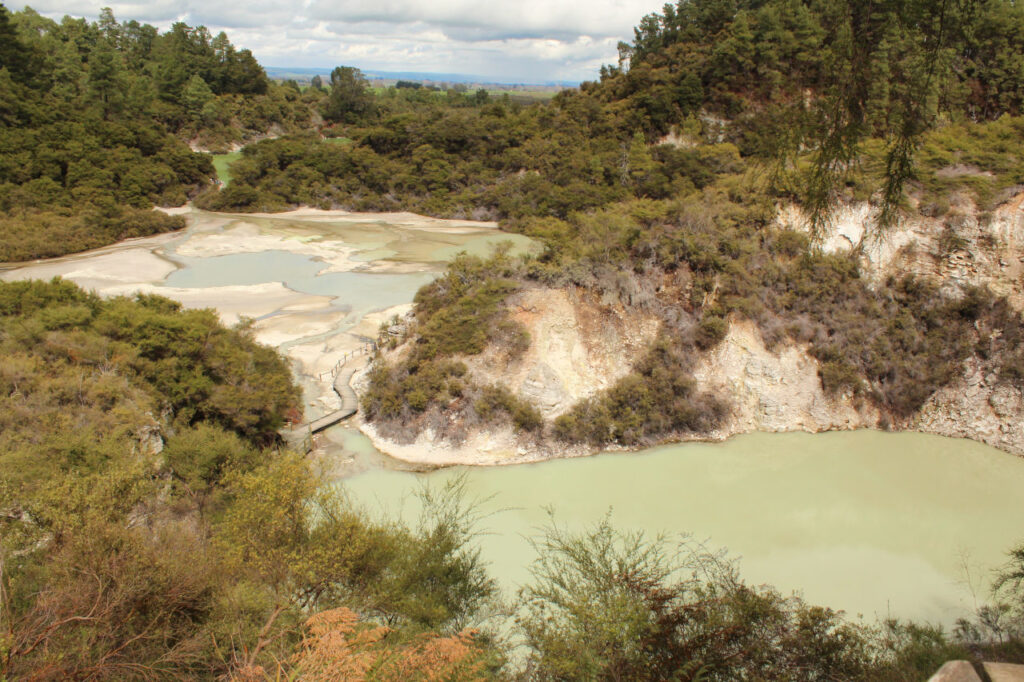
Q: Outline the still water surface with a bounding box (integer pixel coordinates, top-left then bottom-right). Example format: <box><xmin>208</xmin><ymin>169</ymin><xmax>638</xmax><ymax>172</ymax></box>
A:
<box><xmin>163</xmin><ymin>249</ymin><xmax>437</xmax><ymax>316</ymax></box>
<box><xmin>343</xmin><ymin>429</ymin><xmax>1024</xmax><ymax>627</ymax></box>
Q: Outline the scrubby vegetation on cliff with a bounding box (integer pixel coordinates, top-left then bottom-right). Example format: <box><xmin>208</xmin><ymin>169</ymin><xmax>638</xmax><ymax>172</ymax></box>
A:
<box><xmin>366</xmin><ymin>186</ymin><xmax>1024</xmax><ymax>447</ymax></box>
<box><xmin>361</xmin><ymin>251</ymin><xmax>543</xmax><ymax>442</ymax></box>
<box><xmin>346</xmin><ymin>0</ymin><xmax>1024</xmax><ymax>448</ymax></box>
<box><xmin>530</xmin><ymin>196</ymin><xmax>1024</xmax><ymax>435</ymax></box>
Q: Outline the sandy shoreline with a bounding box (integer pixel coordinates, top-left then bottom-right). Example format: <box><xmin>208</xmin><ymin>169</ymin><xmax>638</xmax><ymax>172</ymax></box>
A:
<box><xmin>223</xmin><ymin>206</ymin><xmax>499</xmax><ymax>232</ymax></box>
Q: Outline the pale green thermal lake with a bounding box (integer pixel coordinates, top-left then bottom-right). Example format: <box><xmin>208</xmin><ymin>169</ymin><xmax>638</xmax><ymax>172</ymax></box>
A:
<box><xmin>163</xmin><ymin>249</ymin><xmax>436</xmax><ymax>317</ymax></box>
<box><xmin>343</xmin><ymin>430</ymin><xmax>1024</xmax><ymax>628</ymax></box>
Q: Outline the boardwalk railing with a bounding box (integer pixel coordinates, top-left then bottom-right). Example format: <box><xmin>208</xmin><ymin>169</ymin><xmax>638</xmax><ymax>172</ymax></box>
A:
<box><xmin>317</xmin><ymin>342</ymin><xmax>377</xmax><ymax>382</ymax></box>
<box><xmin>287</xmin><ymin>341</ymin><xmax>379</xmax><ymax>453</ymax></box>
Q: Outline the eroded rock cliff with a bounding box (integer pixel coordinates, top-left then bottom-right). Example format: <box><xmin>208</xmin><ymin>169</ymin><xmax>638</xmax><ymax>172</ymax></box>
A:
<box><xmin>359</xmin><ymin>194</ymin><xmax>1024</xmax><ymax>465</ymax></box>
<box><xmin>778</xmin><ymin>194</ymin><xmax>1024</xmax><ymax>312</ymax></box>
<box><xmin>465</xmin><ymin>288</ymin><xmax>661</xmax><ymax>420</ymax></box>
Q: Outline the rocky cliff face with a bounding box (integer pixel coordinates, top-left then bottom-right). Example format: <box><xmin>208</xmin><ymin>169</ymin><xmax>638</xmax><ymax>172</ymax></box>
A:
<box><xmin>359</xmin><ymin>194</ymin><xmax>1024</xmax><ymax>465</ymax></box>
<box><xmin>776</xmin><ymin>193</ymin><xmax>1024</xmax><ymax>456</ymax></box>
<box><xmin>465</xmin><ymin>288</ymin><xmax>660</xmax><ymax>419</ymax></box>
<box><xmin>692</xmin><ymin>320</ymin><xmax>880</xmax><ymax>439</ymax></box>
<box><xmin>916</xmin><ymin>356</ymin><xmax>1024</xmax><ymax>455</ymax></box>
<box><xmin>777</xmin><ymin>193</ymin><xmax>1024</xmax><ymax>313</ymax></box>
<box><xmin>355</xmin><ymin>287</ymin><xmax>659</xmax><ymax>466</ymax></box>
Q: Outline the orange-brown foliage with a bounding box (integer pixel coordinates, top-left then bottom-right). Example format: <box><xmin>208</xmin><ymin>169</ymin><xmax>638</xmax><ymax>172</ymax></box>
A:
<box><xmin>291</xmin><ymin>607</ymin><xmax>489</xmax><ymax>681</ymax></box>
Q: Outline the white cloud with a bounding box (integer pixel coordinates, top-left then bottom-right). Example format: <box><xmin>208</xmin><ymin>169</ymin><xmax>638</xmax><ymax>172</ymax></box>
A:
<box><xmin>304</xmin><ymin>0</ymin><xmax>647</xmax><ymax>39</ymax></box>
<box><xmin>24</xmin><ymin>0</ymin><xmax>654</xmax><ymax>82</ymax></box>
<box><xmin>24</xmin><ymin>0</ymin><xmax>186</xmax><ymax>23</ymax></box>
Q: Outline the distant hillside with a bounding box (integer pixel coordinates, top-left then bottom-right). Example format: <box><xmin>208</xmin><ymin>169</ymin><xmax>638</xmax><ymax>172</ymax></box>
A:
<box><xmin>264</xmin><ymin>65</ymin><xmax>578</xmax><ymax>88</ymax></box>
<box><xmin>586</xmin><ymin>0</ymin><xmax>1024</xmax><ymax>227</ymax></box>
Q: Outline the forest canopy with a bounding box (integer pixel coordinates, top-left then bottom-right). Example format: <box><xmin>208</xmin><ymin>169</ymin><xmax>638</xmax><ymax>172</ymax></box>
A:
<box><xmin>0</xmin><ymin>4</ymin><xmax>316</xmax><ymax>261</ymax></box>
<box><xmin>8</xmin><ymin>0</ymin><xmax>1024</xmax><ymax>259</ymax></box>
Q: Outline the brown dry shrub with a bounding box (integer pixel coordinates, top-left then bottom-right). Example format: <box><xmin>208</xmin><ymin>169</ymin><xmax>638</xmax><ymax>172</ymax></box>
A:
<box><xmin>290</xmin><ymin>607</ymin><xmax>489</xmax><ymax>681</ymax></box>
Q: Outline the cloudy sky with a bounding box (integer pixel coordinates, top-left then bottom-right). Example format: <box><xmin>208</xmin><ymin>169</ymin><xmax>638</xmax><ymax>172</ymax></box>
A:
<box><xmin>24</xmin><ymin>0</ymin><xmax>659</xmax><ymax>83</ymax></box>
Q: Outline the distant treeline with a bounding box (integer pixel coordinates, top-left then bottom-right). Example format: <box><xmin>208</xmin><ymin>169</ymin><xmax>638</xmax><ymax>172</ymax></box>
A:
<box><xmin>200</xmin><ymin>0</ymin><xmax>1024</xmax><ymax>225</ymax></box>
<box><xmin>8</xmin><ymin>0</ymin><xmax>1024</xmax><ymax>261</ymax></box>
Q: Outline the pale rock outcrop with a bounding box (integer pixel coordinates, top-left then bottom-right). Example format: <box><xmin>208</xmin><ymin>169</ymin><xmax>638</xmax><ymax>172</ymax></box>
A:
<box><xmin>135</xmin><ymin>424</ymin><xmax>164</xmax><ymax>457</ymax></box>
<box><xmin>693</xmin><ymin>320</ymin><xmax>879</xmax><ymax>438</ymax></box>
<box><xmin>362</xmin><ymin>194</ymin><xmax>1024</xmax><ymax>466</ymax></box>
<box><xmin>357</xmin><ymin>418</ymin><xmax>570</xmax><ymax>467</ymax></box>
<box><xmin>981</xmin><ymin>662</ymin><xmax>1024</xmax><ymax>682</ymax></box>
<box><xmin>777</xmin><ymin>193</ymin><xmax>1024</xmax><ymax>312</ymax></box>
<box><xmin>927</xmin><ymin>660</ymin><xmax>982</xmax><ymax>682</ymax></box>
<box><xmin>356</xmin><ymin>287</ymin><xmax>658</xmax><ymax>466</ymax></box>
<box><xmin>132</xmin><ymin>422</ymin><xmax>165</xmax><ymax>471</ymax></box>
<box><xmin>777</xmin><ymin>193</ymin><xmax>1024</xmax><ymax>456</ymax></box>
<box><xmin>464</xmin><ymin>287</ymin><xmax>661</xmax><ymax>419</ymax></box>
<box><xmin>916</xmin><ymin>357</ymin><xmax>1024</xmax><ymax>456</ymax></box>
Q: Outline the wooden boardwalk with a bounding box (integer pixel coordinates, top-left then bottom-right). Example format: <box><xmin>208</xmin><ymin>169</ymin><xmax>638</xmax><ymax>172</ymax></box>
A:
<box><xmin>306</xmin><ymin>356</ymin><xmax>366</xmax><ymax>432</ymax></box>
<box><xmin>285</xmin><ymin>343</ymin><xmax>376</xmax><ymax>450</ymax></box>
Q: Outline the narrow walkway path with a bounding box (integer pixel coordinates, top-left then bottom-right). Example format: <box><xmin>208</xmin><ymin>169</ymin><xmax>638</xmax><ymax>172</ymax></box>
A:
<box><xmin>307</xmin><ymin>355</ymin><xmax>367</xmax><ymax>432</ymax></box>
<box><xmin>285</xmin><ymin>343</ymin><xmax>376</xmax><ymax>450</ymax></box>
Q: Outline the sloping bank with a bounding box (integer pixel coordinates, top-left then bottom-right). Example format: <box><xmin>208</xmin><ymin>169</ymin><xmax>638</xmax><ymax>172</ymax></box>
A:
<box><xmin>354</xmin><ymin>194</ymin><xmax>1024</xmax><ymax>467</ymax></box>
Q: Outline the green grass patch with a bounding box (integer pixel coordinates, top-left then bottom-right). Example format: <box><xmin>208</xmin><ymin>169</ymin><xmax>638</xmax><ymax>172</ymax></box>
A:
<box><xmin>487</xmin><ymin>88</ymin><xmax>559</xmax><ymax>101</ymax></box>
<box><xmin>211</xmin><ymin>151</ymin><xmax>243</xmax><ymax>186</ymax></box>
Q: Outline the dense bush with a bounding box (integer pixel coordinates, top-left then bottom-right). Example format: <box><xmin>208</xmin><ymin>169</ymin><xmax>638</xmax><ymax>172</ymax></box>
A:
<box><xmin>0</xmin><ymin>208</ymin><xmax>186</xmax><ymax>261</ymax></box>
<box><xmin>0</xmin><ymin>279</ymin><xmax>503</xmax><ymax>679</ymax></box>
<box><xmin>475</xmin><ymin>384</ymin><xmax>544</xmax><ymax>433</ymax></box>
<box><xmin>362</xmin><ymin>357</ymin><xmax>468</xmax><ymax>422</ymax></box>
<box><xmin>362</xmin><ymin>252</ymin><xmax>542</xmax><ymax>439</ymax></box>
<box><xmin>0</xmin><ymin>278</ymin><xmax>300</xmax><ymax>458</ymax></box>
<box><xmin>518</xmin><ymin>516</ymin><xmax>986</xmax><ymax>681</ymax></box>
<box><xmin>0</xmin><ymin>6</ymin><xmax>317</xmax><ymax>261</ymax></box>
<box><xmin>1</xmin><ymin>453</ymin><xmax>501</xmax><ymax>679</ymax></box>
<box><xmin>554</xmin><ymin>336</ymin><xmax>728</xmax><ymax>446</ymax></box>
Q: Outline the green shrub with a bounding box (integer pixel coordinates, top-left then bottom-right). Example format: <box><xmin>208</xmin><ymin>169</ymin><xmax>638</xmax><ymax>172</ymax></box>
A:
<box><xmin>363</xmin><ymin>253</ymin><xmax>534</xmax><ymax>432</ymax></box>
<box><xmin>818</xmin><ymin>359</ymin><xmax>864</xmax><ymax>395</ymax></box>
<box><xmin>475</xmin><ymin>384</ymin><xmax>543</xmax><ymax>432</ymax></box>
<box><xmin>555</xmin><ymin>335</ymin><xmax>727</xmax><ymax>446</ymax></box>
<box><xmin>694</xmin><ymin>315</ymin><xmax>728</xmax><ymax>350</ymax></box>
